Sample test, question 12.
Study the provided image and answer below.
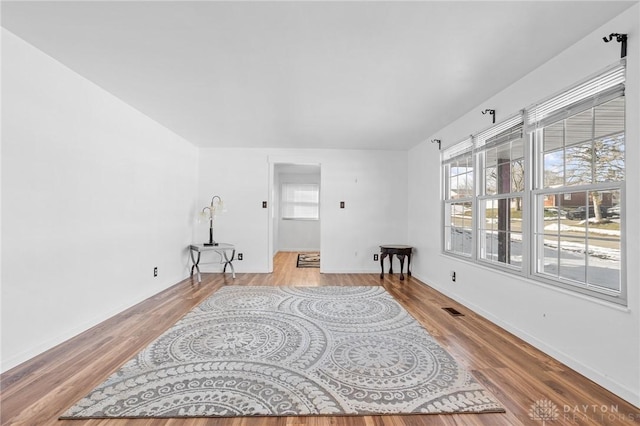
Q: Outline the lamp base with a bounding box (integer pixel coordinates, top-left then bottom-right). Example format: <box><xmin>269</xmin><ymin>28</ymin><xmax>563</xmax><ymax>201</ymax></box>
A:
<box><xmin>204</xmin><ymin>242</ymin><xmax>219</xmax><ymax>246</ymax></box>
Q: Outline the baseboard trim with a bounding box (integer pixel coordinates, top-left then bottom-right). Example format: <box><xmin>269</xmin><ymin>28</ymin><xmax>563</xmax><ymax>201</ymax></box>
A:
<box><xmin>411</xmin><ymin>271</ymin><xmax>640</xmax><ymax>409</ymax></box>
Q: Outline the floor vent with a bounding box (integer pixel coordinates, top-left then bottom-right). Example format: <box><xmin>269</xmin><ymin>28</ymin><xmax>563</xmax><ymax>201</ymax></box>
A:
<box><xmin>442</xmin><ymin>307</ymin><xmax>464</xmax><ymax>316</ymax></box>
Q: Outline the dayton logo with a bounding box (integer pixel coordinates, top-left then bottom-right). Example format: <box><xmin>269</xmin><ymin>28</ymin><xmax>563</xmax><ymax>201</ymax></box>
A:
<box><xmin>529</xmin><ymin>399</ymin><xmax>559</xmax><ymax>425</ymax></box>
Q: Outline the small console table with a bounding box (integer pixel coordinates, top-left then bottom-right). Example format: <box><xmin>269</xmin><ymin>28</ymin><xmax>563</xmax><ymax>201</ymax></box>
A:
<box><xmin>189</xmin><ymin>243</ymin><xmax>236</xmax><ymax>283</ymax></box>
<box><xmin>380</xmin><ymin>245</ymin><xmax>413</xmax><ymax>281</ymax></box>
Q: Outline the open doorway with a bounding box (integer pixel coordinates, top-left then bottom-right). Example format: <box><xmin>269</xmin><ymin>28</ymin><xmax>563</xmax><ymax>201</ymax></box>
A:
<box><xmin>269</xmin><ymin>163</ymin><xmax>321</xmax><ymax>272</ymax></box>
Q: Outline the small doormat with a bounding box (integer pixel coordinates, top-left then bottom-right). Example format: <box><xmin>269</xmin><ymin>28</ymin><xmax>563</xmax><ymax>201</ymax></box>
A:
<box><xmin>296</xmin><ymin>252</ymin><xmax>320</xmax><ymax>268</ymax></box>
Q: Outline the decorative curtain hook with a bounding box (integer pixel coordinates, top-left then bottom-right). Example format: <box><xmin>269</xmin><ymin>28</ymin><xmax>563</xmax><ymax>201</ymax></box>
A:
<box><xmin>603</xmin><ymin>33</ymin><xmax>627</xmax><ymax>58</ymax></box>
<box><xmin>482</xmin><ymin>109</ymin><xmax>496</xmax><ymax>124</ymax></box>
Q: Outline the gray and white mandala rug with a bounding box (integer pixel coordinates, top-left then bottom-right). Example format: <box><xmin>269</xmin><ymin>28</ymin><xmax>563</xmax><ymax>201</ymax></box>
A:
<box><xmin>61</xmin><ymin>286</ymin><xmax>504</xmax><ymax>418</ymax></box>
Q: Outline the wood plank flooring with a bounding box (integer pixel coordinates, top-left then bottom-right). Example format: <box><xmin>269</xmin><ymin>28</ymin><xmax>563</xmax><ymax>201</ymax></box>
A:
<box><xmin>1</xmin><ymin>251</ymin><xmax>638</xmax><ymax>425</ymax></box>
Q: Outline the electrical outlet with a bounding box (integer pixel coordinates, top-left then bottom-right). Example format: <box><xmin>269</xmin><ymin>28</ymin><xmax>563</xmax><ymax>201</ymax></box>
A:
<box><xmin>154</xmin><ymin>267</ymin><xmax>158</xmax><ymax>277</ymax></box>
<box><xmin>451</xmin><ymin>271</ymin><xmax>456</xmax><ymax>282</ymax></box>
<box><xmin>238</xmin><ymin>253</ymin><xmax>243</xmax><ymax>261</ymax></box>
<box><xmin>373</xmin><ymin>254</ymin><xmax>379</xmax><ymax>261</ymax></box>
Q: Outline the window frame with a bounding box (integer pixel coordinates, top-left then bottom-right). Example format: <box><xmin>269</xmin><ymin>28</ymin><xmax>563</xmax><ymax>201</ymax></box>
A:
<box><xmin>531</xmin><ymin>183</ymin><xmax>625</xmax><ymax>300</ymax></box>
<box><xmin>442</xmin><ymin>141</ymin><xmax>475</xmax><ymax>259</ymax></box>
<box><xmin>439</xmin><ymin>60</ymin><xmax>626</xmax><ymax>305</ymax></box>
<box><xmin>530</xmin><ymin>94</ymin><xmax>625</xmax><ymax>302</ymax></box>
<box><xmin>476</xmin><ymin>118</ymin><xmax>526</xmax><ymax>271</ymax></box>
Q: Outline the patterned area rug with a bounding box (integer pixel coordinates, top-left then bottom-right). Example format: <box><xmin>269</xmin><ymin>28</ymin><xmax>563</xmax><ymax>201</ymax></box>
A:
<box><xmin>296</xmin><ymin>252</ymin><xmax>320</xmax><ymax>268</ymax></box>
<box><xmin>61</xmin><ymin>286</ymin><xmax>504</xmax><ymax>418</ymax></box>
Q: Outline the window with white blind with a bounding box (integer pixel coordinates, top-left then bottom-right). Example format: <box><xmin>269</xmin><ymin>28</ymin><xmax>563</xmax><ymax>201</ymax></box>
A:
<box><xmin>443</xmin><ymin>139</ymin><xmax>474</xmax><ymax>258</ymax></box>
<box><xmin>530</xmin><ymin>62</ymin><xmax>625</xmax><ymax>299</ymax></box>
<box><xmin>281</xmin><ymin>183</ymin><xmax>320</xmax><ymax>220</ymax></box>
<box><xmin>440</xmin><ymin>60</ymin><xmax>626</xmax><ymax>305</ymax></box>
<box><xmin>476</xmin><ymin>115</ymin><xmax>525</xmax><ymax>269</ymax></box>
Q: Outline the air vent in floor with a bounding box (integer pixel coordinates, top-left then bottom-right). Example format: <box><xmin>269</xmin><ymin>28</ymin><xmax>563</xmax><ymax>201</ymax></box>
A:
<box><xmin>442</xmin><ymin>307</ymin><xmax>464</xmax><ymax>316</ymax></box>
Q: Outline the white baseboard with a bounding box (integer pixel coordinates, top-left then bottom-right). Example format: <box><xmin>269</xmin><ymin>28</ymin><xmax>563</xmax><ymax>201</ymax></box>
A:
<box><xmin>411</xmin><ymin>272</ymin><xmax>640</xmax><ymax>409</ymax></box>
<box><xmin>1</xmin><ymin>279</ymin><xmax>179</xmax><ymax>373</ymax></box>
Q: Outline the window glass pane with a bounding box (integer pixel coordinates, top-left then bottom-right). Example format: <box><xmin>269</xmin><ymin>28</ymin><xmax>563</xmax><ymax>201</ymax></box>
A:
<box><xmin>559</xmin><ymin>235</ymin><xmax>586</xmax><ymax>283</ymax></box>
<box><xmin>497</xmin><ymin>144</ymin><xmax>511</xmax><ymax>164</ymax></box>
<box><xmin>281</xmin><ymin>183</ymin><xmax>319</xmax><ymax>219</ymax></box>
<box><xmin>482</xmin><ymin>229</ymin><xmax>496</xmax><ymax>261</ymax></box>
<box><xmin>588</xmin><ymin>235</ymin><xmax>620</xmax><ymax>292</ymax></box>
<box><xmin>510</xmin><ymin>197</ymin><xmax>523</xmax><ymax>229</ymax></box>
<box><xmin>538</xmin><ymin>243</ymin><xmax>560</xmax><ymax>278</ymax></box>
<box><xmin>562</xmin><ymin>191</ymin><xmax>588</xmax><ymax>221</ymax></box>
<box><xmin>447</xmin><ymin>154</ymin><xmax>473</xmax><ymax>199</ymax></box>
<box><xmin>462</xmin><ymin>171</ymin><xmax>474</xmax><ymax>193</ymax></box>
<box><xmin>605</xmin><ymin>190</ymin><xmax>621</xmax><ymax>219</ymax></box>
<box><xmin>588</xmin><ymin>190</ymin><xmax>606</xmax><ymax>222</ymax></box>
<box><xmin>565</xmin><ymin>109</ymin><xmax>593</xmax><ymax>146</ymax></box>
<box><xmin>511</xmin><ymin>137</ymin><xmax>524</xmax><ymax>160</ymax></box>
<box><xmin>479</xmin><ymin>197</ymin><xmax>522</xmax><ymax>269</ymax></box>
<box><xmin>538</xmin><ymin>232</ymin><xmax>559</xmax><ymax>277</ymax></box>
<box><xmin>496</xmin><ymin>162</ymin><xmax>511</xmax><ymax>194</ymax></box>
<box><xmin>482</xmin><ymin>199</ymin><xmax>496</xmax><ymax>230</ymax></box>
<box><xmin>538</xmin><ymin>189</ymin><xmax>621</xmax><ymax>293</ymax></box>
<box><xmin>509</xmin><ymin>233</ymin><xmax>523</xmax><ymax>267</ymax></box>
<box><xmin>594</xmin><ymin>97</ymin><xmax>625</xmax><ymax>138</ymax></box>
<box><xmin>478</xmin><ymin>199</ymin><xmax>494</xmax><ymax>260</ymax></box>
<box><xmin>543</xmin><ymin>150</ymin><xmax>564</xmax><ymax>188</ymax></box>
<box><xmin>594</xmin><ymin>135</ymin><xmax>624</xmax><ymax>183</ymax></box>
<box><xmin>485</xmin><ymin>148</ymin><xmax>497</xmax><ymax>168</ymax></box>
<box><xmin>445</xmin><ymin>202</ymin><xmax>472</xmax><ymax>257</ymax></box>
<box><xmin>511</xmin><ymin>159</ymin><xmax>525</xmax><ymax>192</ymax></box>
<box><xmin>543</xmin><ymin>121</ymin><xmax>564</xmax><ymax>152</ymax></box>
<box><xmin>443</xmin><ymin>164</ymin><xmax>451</xmax><ymax>198</ymax></box>
<box><xmin>587</xmin><ymin>189</ymin><xmax>621</xmax><ymax>292</ymax></box>
<box><xmin>565</xmin><ymin>142</ymin><xmax>592</xmax><ymax>185</ymax></box>
<box><xmin>485</xmin><ymin>166</ymin><xmax>497</xmax><ymax>195</ymax></box>
<box><xmin>449</xmin><ymin>175</ymin><xmax>457</xmax><ymax>199</ymax></box>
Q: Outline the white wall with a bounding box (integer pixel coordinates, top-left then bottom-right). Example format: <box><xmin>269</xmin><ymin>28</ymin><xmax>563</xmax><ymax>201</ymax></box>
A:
<box><xmin>1</xmin><ymin>30</ymin><xmax>199</xmax><ymax>372</ymax></box>
<box><xmin>197</xmin><ymin>148</ymin><xmax>407</xmax><ymax>273</ymax></box>
<box><xmin>276</xmin><ymin>167</ymin><xmax>321</xmax><ymax>252</ymax></box>
<box><xmin>408</xmin><ymin>6</ymin><xmax>640</xmax><ymax>407</ymax></box>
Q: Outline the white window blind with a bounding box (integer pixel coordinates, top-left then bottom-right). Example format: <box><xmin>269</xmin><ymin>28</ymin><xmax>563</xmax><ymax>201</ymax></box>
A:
<box><xmin>475</xmin><ymin>113</ymin><xmax>524</xmax><ymax>148</ymax></box>
<box><xmin>527</xmin><ymin>61</ymin><xmax>625</xmax><ymax>128</ymax></box>
<box><xmin>442</xmin><ymin>137</ymin><xmax>473</xmax><ymax>162</ymax></box>
<box><xmin>281</xmin><ymin>183</ymin><xmax>319</xmax><ymax>220</ymax></box>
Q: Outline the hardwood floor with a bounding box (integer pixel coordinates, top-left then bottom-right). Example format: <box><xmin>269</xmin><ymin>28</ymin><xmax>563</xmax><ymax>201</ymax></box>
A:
<box><xmin>1</xmin><ymin>251</ymin><xmax>638</xmax><ymax>425</ymax></box>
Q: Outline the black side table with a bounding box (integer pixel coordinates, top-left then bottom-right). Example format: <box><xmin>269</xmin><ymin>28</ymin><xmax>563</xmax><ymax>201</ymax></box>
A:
<box><xmin>380</xmin><ymin>245</ymin><xmax>413</xmax><ymax>281</ymax></box>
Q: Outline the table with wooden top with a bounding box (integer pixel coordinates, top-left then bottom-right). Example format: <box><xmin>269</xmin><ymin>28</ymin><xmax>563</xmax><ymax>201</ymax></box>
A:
<box><xmin>379</xmin><ymin>244</ymin><xmax>413</xmax><ymax>281</ymax></box>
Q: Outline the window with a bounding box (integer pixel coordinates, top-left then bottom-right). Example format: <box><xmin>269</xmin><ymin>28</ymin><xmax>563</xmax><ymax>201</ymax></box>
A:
<box><xmin>281</xmin><ymin>183</ymin><xmax>320</xmax><ymax>220</ymax></box>
<box><xmin>532</xmin><ymin>88</ymin><xmax>624</xmax><ymax>296</ymax></box>
<box><xmin>440</xmin><ymin>61</ymin><xmax>626</xmax><ymax>304</ymax></box>
<box><xmin>443</xmin><ymin>140</ymin><xmax>473</xmax><ymax>257</ymax></box>
<box><xmin>477</xmin><ymin>115</ymin><xmax>525</xmax><ymax>269</ymax></box>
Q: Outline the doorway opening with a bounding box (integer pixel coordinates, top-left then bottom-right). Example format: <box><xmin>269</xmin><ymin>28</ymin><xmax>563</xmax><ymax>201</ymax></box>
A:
<box><xmin>269</xmin><ymin>163</ymin><xmax>321</xmax><ymax>272</ymax></box>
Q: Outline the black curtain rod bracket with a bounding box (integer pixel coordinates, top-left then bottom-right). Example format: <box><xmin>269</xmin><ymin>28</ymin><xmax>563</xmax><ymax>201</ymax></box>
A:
<box><xmin>603</xmin><ymin>33</ymin><xmax>627</xmax><ymax>58</ymax></box>
<box><xmin>431</xmin><ymin>139</ymin><xmax>441</xmax><ymax>150</ymax></box>
<box><xmin>482</xmin><ymin>109</ymin><xmax>496</xmax><ymax>124</ymax></box>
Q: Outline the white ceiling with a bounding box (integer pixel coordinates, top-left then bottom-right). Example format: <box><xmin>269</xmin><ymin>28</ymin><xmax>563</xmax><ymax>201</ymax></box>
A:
<box><xmin>1</xmin><ymin>1</ymin><xmax>635</xmax><ymax>150</ymax></box>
